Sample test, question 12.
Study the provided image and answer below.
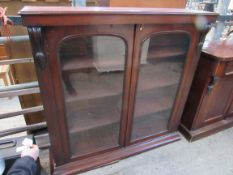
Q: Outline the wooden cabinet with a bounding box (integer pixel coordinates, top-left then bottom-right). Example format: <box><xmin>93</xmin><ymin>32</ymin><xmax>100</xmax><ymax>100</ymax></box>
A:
<box><xmin>19</xmin><ymin>6</ymin><xmax>217</xmax><ymax>174</ymax></box>
<box><xmin>180</xmin><ymin>40</ymin><xmax>233</xmax><ymax>141</ymax></box>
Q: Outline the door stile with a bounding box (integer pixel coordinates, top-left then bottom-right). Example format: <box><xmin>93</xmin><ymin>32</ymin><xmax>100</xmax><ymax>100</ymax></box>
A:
<box><xmin>125</xmin><ymin>24</ymin><xmax>142</xmax><ymax>145</ymax></box>
<box><xmin>118</xmin><ymin>25</ymin><xmax>135</xmax><ymax>147</ymax></box>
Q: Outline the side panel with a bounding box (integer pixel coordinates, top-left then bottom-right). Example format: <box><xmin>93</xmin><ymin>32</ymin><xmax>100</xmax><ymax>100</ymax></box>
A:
<box><xmin>28</xmin><ymin>27</ymin><xmax>69</xmax><ymax>165</ymax></box>
<box><xmin>181</xmin><ymin>56</ymin><xmax>218</xmax><ymax>129</ymax></box>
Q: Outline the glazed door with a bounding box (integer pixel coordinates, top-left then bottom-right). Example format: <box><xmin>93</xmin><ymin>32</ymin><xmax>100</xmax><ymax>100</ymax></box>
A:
<box><xmin>127</xmin><ymin>25</ymin><xmax>194</xmax><ymax>143</ymax></box>
<box><xmin>45</xmin><ymin>25</ymin><xmax>134</xmax><ymax>161</ymax></box>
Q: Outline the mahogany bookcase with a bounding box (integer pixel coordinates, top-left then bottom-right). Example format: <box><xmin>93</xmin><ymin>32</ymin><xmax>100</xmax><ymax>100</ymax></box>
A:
<box><xmin>19</xmin><ymin>6</ymin><xmax>217</xmax><ymax>174</ymax></box>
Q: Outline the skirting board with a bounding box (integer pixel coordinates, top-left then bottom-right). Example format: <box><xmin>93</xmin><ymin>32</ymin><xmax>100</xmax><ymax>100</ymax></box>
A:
<box><xmin>54</xmin><ymin>132</ymin><xmax>180</xmax><ymax>175</ymax></box>
<box><xmin>179</xmin><ymin>117</ymin><xmax>233</xmax><ymax>142</ymax></box>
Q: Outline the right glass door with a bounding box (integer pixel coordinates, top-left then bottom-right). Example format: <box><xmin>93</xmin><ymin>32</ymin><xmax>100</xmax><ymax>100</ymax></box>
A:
<box><xmin>131</xmin><ymin>32</ymin><xmax>190</xmax><ymax>141</ymax></box>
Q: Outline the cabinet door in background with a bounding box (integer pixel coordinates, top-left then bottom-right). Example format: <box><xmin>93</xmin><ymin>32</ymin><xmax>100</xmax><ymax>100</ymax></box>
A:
<box><xmin>196</xmin><ymin>75</ymin><xmax>233</xmax><ymax>127</ymax></box>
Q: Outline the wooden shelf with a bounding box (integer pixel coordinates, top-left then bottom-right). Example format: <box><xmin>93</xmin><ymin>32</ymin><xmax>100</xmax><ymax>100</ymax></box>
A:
<box><xmin>64</xmin><ymin>63</ymin><xmax>180</xmax><ymax>103</ymax></box>
<box><xmin>138</xmin><ymin>63</ymin><xmax>181</xmax><ymax>92</ymax></box>
<box><xmin>61</xmin><ymin>47</ymin><xmax>185</xmax><ymax>72</ymax></box>
<box><xmin>67</xmin><ymin>95</ymin><xmax>121</xmax><ymax>134</ymax></box>
<box><xmin>67</xmin><ymin>86</ymin><xmax>174</xmax><ymax>156</ymax></box>
<box><xmin>62</xmin><ymin>57</ymin><xmax>94</xmax><ymax>71</ymax></box>
<box><xmin>134</xmin><ymin>85</ymin><xmax>176</xmax><ymax>118</ymax></box>
<box><xmin>93</xmin><ymin>57</ymin><xmax>125</xmax><ymax>72</ymax></box>
<box><xmin>69</xmin><ymin>122</ymin><xmax>119</xmax><ymax>157</ymax></box>
<box><xmin>64</xmin><ymin>71</ymin><xmax>123</xmax><ymax>103</ymax></box>
<box><xmin>147</xmin><ymin>47</ymin><xmax>186</xmax><ymax>60</ymax></box>
<box><xmin>67</xmin><ymin>91</ymin><xmax>173</xmax><ymax>156</ymax></box>
<box><xmin>67</xmin><ymin>84</ymin><xmax>175</xmax><ymax>134</ymax></box>
<box><xmin>131</xmin><ymin>83</ymin><xmax>177</xmax><ymax>141</ymax></box>
<box><xmin>65</xmin><ymin>85</ymin><xmax>121</xmax><ymax>103</ymax></box>
<box><xmin>62</xmin><ymin>56</ymin><xmax>125</xmax><ymax>72</ymax></box>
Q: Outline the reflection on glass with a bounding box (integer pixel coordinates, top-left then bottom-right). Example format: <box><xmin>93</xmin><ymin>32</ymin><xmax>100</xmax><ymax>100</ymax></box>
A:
<box><xmin>131</xmin><ymin>32</ymin><xmax>190</xmax><ymax>141</ymax></box>
<box><xmin>59</xmin><ymin>36</ymin><xmax>126</xmax><ymax>157</ymax></box>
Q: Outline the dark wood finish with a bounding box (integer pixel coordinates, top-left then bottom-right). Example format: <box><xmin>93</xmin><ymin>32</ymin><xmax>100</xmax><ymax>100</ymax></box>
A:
<box><xmin>201</xmin><ymin>40</ymin><xmax>233</xmax><ymax>61</ymax></box>
<box><xmin>19</xmin><ymin>6</ymin><xmax>217</xmax><ymax>26</ymax></box>
<box><xmin>20</xmin><ymin>6</ymin><xmax>217</xmax><ymax>174</ymax></box>
<box><xmin>28</xmin><ymin>26</ymin><xmax>70</xmax><ymax>164</ymax></box>
<box><xmin>180</xmin><ymin>40</ymin><xmax>233</xmax><ymax>141</ymax></box>
<box><xmin>54</xmin><ymin>133</ymin><xmax>179</xmax><ymax>175</ymax></box>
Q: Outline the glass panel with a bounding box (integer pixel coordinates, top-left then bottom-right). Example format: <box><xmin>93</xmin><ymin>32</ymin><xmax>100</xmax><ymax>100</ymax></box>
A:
<box><xmin>59</xmin><ymin>36</ymin><xmax>126</xmax><ymax>157</ymax></box>
<box><xmin>131</xmin><ymin>32</ymin><xmax>190</xmax><ymax>141</ymax></box>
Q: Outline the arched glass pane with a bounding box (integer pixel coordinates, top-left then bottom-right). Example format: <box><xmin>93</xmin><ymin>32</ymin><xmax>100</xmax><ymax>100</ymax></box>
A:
<box><xmin>131</xmin><ymin>32</ymin><xmax>190</xmax><ymax>141</ymax></box>
<box><xmin>59</xmin><ymin>36</ymin><xmax>126</xmax><ymax>157</ymax></box>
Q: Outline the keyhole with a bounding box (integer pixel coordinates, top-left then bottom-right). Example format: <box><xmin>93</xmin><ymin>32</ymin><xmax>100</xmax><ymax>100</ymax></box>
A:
<box><xmin>139</xmin><ymin>25</ymin><xmax>143</xmax><ymax>31</ymax></box>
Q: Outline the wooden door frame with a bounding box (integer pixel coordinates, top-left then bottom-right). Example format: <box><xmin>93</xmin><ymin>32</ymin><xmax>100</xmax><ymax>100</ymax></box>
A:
<box><xmin>125</xmin><ymin>24</ymin><xmax>201</xmax><ymax>145</ymax></box>
<box><xmin>35</xmin><ymin>25</ymin><xmax>135</xmax><ymax>165</ymax></box>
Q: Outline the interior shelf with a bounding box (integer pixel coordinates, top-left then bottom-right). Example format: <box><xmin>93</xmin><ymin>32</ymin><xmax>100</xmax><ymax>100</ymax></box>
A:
<box><xmin>67</xmin><ymin>95</ymin><xmax>122</xmax><ymax>134</ymax></box>
<box><xmin>67</xmin><ymin>84</ymin><xmax>175</xmax><ymax>134</ymax></box>
<box><xmin>64</xmin><ymin>63</ymin><xmax>180</xmax><ymax>103</ymax></box>
<box><xmin>137</xmin><ymin>63</ymin><xmax>181</xmax><ymax>92</ymax></box>
<box><xmin>64</xmin><ymin>71</ymin><xmax>123</xmax><ymax>103</ymax></box>
<box><xmin>62</xmin><ymin>57</ymin><xmax>94</xmax><ymax>71</ymax></box>
<box><xmin>62</xmin><ymin>56</ymin><xmax>125</xmax><ymax>72</ymax></box>
<box><xmin>61</xmin><ymin>46</ymin><xmax>185</xmax><ymax>72</ymax></box>
<box><xmin>134</xmin><ymin>84</ymin><xmax>176</xmax><ymax>118</ymax></box>
<box><xmin>147</xmin><ymin>47</ymin><xmax>186</xmax><ymax>60</ymax></box>
<box><xmin>69</xmin><ymin>122</ymin><xmax>120</xmax><ymax>157</ymax></box>
<box><xmin>67</xmin><ymin>90</ymin><xmax>173</xmax><ymax>156</ymax></box>
<box><xmin>64</xmin><ymin>58</ymin><xmax>181</xmax><ymax>153</ymax></box>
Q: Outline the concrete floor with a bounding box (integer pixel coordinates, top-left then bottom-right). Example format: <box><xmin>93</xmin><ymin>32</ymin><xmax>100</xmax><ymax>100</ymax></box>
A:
<box><xmin>79</xmin><ymin>128</ymin><xmax>233</xmax><ymax>175</ymax></box>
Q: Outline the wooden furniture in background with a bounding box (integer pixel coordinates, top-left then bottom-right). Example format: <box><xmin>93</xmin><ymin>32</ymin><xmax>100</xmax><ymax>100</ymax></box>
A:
<box><xmin>109</xmin><ymin>0</ymin><xmax>187</xmax><ymax>8</ymax></box>
<box><xmin>0</xmin><ymin>65</ymin><xmax>14</xmax><ymax>86</ymax></box>
<box><xmin>180</xmin><ymin>40</ymin><xmax>233</xmax><ymax>141</ymax></box>
<box><xmin>0</xmin><ymin>44</ymin><xmax>9</xmax><ymax>60</ymax></box>
<box><xmin>20</xmin><ymin>6</ymin><xmax>217</xmax><ymax>174</ymax></box>
<box><xmin>0</xmin><ymin>0</ymin><xmax>70</xmax><ymax>126</ymax></box>
<box><xmin>0</xmin><ymin>44</ymin><xmax>14</xmax><ymax>86</ymax></box>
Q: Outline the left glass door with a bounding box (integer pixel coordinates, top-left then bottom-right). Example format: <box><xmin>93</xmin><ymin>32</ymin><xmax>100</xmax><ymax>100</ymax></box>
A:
<box><xmin>58</xmin><ymin>35</ymin><xmax>127</xmax><ymax>157</ymax></box>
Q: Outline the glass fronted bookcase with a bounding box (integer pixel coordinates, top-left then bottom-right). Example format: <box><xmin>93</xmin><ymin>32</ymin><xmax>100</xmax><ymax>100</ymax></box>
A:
<box><xmin>20</xmin><ymin>6</ymin><xmax>217</xmax><ymax>174</ymax></box>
